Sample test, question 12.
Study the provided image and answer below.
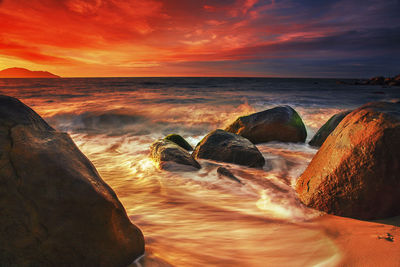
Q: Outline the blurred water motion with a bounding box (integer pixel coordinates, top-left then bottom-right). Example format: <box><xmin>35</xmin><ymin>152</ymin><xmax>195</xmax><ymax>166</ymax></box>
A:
<box><xmin>1</xmin><ymin>77</ymin><xmax>399</xmax><ymax>266</ymax></box>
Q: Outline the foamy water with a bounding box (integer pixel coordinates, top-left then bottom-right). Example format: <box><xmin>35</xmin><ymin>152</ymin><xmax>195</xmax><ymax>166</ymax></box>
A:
<box><xmin>1</xmin><ymin>77</ymin><xmax>399</xmax><ymax>266</ymax></box>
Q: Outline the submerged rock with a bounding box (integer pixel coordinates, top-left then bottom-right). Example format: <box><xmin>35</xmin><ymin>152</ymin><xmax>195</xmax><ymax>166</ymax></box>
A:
<box><xmin>225</xmin><ymin>106</ymin><xmax>307</xmax><ymax>144</ymax></box>
<box><xmin>308</xmin><ymin>110</ymin><xmax>351</xmax><ymax>147</ymax></box>
<box><xmin>192</xmin><ymin>129</ymin><xmax>265</xmax><ymax>168</ymax></box>
<box><xmin>217</xmin><ymin>166</ymin><xmax>243</xmax><ymax>184</ymax></box>
<box><xmin>150</xmin><ymin>139</ymin><xmax>201</xmax><ymax>171</ymax></box>
<box><xmin>164</xmin><ymin>134</ymin><xmax>193</xmax><ymax>151</ymax></box>
<box><xmin>0</xmin><ymin>95</ymin><xmax>144</xmax><ymax>266</ymax></box>
<box><xmin>296</xmin><ymin>102</ymin><xmax>400</xmax><ymax>220</ymax></box>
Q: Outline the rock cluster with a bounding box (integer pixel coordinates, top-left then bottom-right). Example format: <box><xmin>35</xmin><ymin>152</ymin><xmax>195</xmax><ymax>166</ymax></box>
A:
<box><xmin>150</xmin><ymin>106</ymin><xmax>307</xmax><ymax>171</ymax></box>
<box><xmin>338</xmin><ymin>74</ymin><xmax>400</xmax><ymax>86</ymax></box>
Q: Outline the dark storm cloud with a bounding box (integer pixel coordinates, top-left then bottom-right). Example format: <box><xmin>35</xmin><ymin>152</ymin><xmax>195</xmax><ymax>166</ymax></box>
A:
<box><xmin>248</xmin><ymin>27</ymin><xmax>400</xmax><ymax>56</ymax></box>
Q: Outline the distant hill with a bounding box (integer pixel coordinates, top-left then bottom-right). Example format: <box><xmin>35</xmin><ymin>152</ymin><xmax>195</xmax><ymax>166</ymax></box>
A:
<box><xmin>0</xmin><ymin>67</ymin><xmax>60</xmax><ymax>78</ymax></box>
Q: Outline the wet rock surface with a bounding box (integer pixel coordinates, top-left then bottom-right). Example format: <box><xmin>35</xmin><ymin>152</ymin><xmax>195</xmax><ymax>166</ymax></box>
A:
<box><xmin>150</xmin><ymin>139</ymin><xmax>201</xmax><ymax>170</ymax></box>
<box><xmin>164</xmin><ymin>134</ymin><xmax>193</xmax><ymax>151</ymax></box>
<box><xmin>0</xmin><ymin>95</ymin><xmax>144</xmax><ymax>266</ymax></box>
<box><xmin>217</xmin><ymin>166</ymin><xmax>243</xmax><ymax>184</ymax></box>
<box><xmin>192</xmin><ymin>129</ymin><xmax>265</xmax><ymax>168</ymax></box>
<box><xmin>225</xmin><ymin>106</ymin><xmax>307</xmax><ymax>144</ymax></box>
<box><xmin>309</xmin><ymin>110</ymin><xmax>351</xmax><ymax>147</ymax></box>
<box><xmin>297</xmin><ymin>102</ymin><xmax>400</xmax><ymax>220</ymax></box>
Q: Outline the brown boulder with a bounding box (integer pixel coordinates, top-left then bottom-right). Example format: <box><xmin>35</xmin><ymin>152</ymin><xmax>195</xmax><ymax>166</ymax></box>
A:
<box><xmin>225</xmin><ymin>106</ymin><xmax>307</xmax><ymax>144</ymax></box>
<box><xmin>192</xmin><ymin>129</ymin><xmax>265</xmax><ymax>168</ymax></box>
<box><xmin>150</xmin><ymin>139</ymin><xmax>201</xmax><ymax>171</ymax></box>
<box><xmin>296</xmin><ymin>102</ymin><xmax>400</xmax><ymax>220</ymax></box>
<box><xmin>308</xmin><ymin>110</ymin><xmax>351</xmax><ymax>147</ymax></box>
<box><xmin>0</xmin><ymin>95</ymin><xmax>144</xmax><ymax>266</ymax></box>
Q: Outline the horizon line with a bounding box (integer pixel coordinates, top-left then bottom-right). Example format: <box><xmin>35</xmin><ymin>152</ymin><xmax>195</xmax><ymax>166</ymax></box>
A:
<box><xmin>0</xmin><ymin>76</ymin><xmax>362</xmax><ymax>79</ymax></box>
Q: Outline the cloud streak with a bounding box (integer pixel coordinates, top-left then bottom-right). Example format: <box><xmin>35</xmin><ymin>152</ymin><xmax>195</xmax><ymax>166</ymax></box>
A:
<box><xmin>0</xmin><ymin>0</ymin><xmax>399</xmax><ymax>77</ymax></box>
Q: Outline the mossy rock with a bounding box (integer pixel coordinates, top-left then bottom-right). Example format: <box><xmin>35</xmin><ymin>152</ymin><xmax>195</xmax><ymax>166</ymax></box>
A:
<box><xmin>150</xmin><ymin>139</ymin><xmax>200</xmax><ymax>170</ymax></box>
<box><xmin>164</xmin><ymin>134</ymin><xmax>193</xmax><ymax>151</ymax></box>
<box><xmin>225</xmin><ymin>106</ymin><xmax>307</xmax><ymax>144</ymax></box>
<box><xmin>309</xmin><ymin>110</ymin><xmax>351</xmax><ymax>147</ymax></box>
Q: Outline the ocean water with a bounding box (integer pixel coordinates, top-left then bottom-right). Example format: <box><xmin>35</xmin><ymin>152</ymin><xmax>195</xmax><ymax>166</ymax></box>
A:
<box><xmin>1</xmin><ymin>77</ymin><xmax>399</xmax><ymax>266</ymax></box>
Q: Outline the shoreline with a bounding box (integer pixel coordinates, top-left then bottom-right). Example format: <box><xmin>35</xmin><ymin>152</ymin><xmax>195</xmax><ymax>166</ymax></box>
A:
<box><xmin>314</xmin><ymin>214</ymin><xmax>400</xmax><ymax>266</ymax></box>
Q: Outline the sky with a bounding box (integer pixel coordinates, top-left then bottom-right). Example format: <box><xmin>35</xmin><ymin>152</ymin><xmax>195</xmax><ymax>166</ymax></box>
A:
<box><xmin>0</xmin><ymin>0</ymin><xmax>399</xmax><ymax>78</ymax></box>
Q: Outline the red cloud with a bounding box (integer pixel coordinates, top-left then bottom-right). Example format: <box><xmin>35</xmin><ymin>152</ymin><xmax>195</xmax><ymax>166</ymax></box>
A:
<box><xmin>0</xmin><ymin>0</ymin><xmax>385</xmax><ymax>77</ymax></box>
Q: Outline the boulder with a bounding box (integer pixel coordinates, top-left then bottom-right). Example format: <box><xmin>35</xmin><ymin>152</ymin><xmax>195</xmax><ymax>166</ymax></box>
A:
<box><xmin>150</xmin><ymin>139</ymin><xmax>200</xmax><ymax>170</ymax></box>
<box><xmin>308</xmin><ymin>110</ymin><xmax>351</xmax><ymax>147</ymax></box>
<box><xmin>296</xmin><ymin>102</ymin><xmax>400</xmax><ymax>220</ymax></box>
<box><xmin>225</xmin><ymin>106</ymin><xmax>307</xmax><ymax>144</ymax></box>
<box><xmin>0</xmin><ymin>95</ymin><xmax>144</xmax><ymax>266</ymax></box>
<box><xmin>164</xmin><ymin>134</ymin><xmax>193</xmax><ymax>151</ymax></box>
<box><xmin>192</xmin><ymin>129</ymin><xmax>265</xmax><ymax>168</ymax></box>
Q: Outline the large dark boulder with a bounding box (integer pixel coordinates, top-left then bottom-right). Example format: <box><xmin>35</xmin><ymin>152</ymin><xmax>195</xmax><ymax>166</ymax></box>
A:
<box><xmin>192</xmin><ymin>129</ymin><xmax>265</xmax><ymax>168</ymax></box>
<box><xmin>296</xmin><ymin>102</ymin><xmax>400</xmax><ymax>220</ymax></box>
<box><xmin>164</xmin><ymin>134</ymin><xmax>193</xmax><ymax>151</ymax></box>
<box><xmin>150</xmin><ymin>139</ymin><xmax>201</xmax><ymax>171</ymax></box>
<box><xmin>0</xmin><ymin>95</ymin><xmax>144</xmax><ymax>266</ymax></box>
<box><xmin>308</xmin><ymin>110</ymin><xmax>351</xmax><ymax>147</ymax></box>
<box><xmin>225</xmin><ymin>106</ymin><xmax>307</xmax><ymax>144</ymax></box>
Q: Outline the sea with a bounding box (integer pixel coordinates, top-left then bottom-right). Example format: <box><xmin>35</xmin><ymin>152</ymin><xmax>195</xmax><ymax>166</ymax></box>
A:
<box><xmin>1</xmin><ymin>77</ymin><xmax>399</xmax><ymax>266</ymax></box>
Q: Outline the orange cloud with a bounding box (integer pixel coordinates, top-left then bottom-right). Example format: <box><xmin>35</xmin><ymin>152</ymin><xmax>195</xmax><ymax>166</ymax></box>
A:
<box><xmin>0</xmin><ymin>0</ymin><xmax>397</xmax><ymax>77</ymax></box>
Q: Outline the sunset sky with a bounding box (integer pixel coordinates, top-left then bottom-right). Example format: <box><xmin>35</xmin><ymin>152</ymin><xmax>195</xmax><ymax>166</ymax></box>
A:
<box><xmin>0</xmin><ymin>0</ymin><xmax>399</xmax><ymax>77</ymax></box>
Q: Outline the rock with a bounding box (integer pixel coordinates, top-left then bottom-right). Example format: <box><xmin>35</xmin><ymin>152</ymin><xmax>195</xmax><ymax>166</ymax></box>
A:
<box><xmin>369</xmin><ymin>76</ymin><xmax>385</xmax><ymax>85</ymax></box>
<box><xmin>308</xmin><ymin>110</ymin><xmax>351</xmax><ymax>147</ymax></box>
<box><xmin>384</xmin><ymin>77</ymin><xmax>392</xmax><ymax>84</ymax></box>
<box><xmin>358</xmin><ymin>80</ymin><xmax>370</xmax><ymax>85</ymax></box>
<box><xmin>164</xmin><ymin>134</ymin><xmax>193</xmax><ymax>151</ymax></box>
<box><xmin>217</xmin><ymin>166</ymin><xmax>243</xmax><ymax>184</ymax></box>
<box><xmin>225</xmin><ymin>106</ymin><xmax>307</xmax><ymax>144</ymax></box>
<box><xmin>388</xmin><ymin>80</ymin><xmax>400</xmax><ymax>87</ymax></box>
<box><xmin>192</xmin><ymin>129</ymin><xmax>265</xmax><ymax>168</ymax></box>
<box><xmin>343</xmin><ymin>75</ymin><xmax>400</xmax><ymax>86</ymax></box>
<box><xmin>296</xmin><ymin>102</ymin><xmax>400</xmax><ymax>220</ymax></box>
<box><xmin>0</xmin><ymin>95</ymin><xmax>144</xmax><ymax>266</ymax></box>
<box><xmin>150</xmin><ymin>139</ymin><xmax>201</xmax><ymax>170</ymax></box>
